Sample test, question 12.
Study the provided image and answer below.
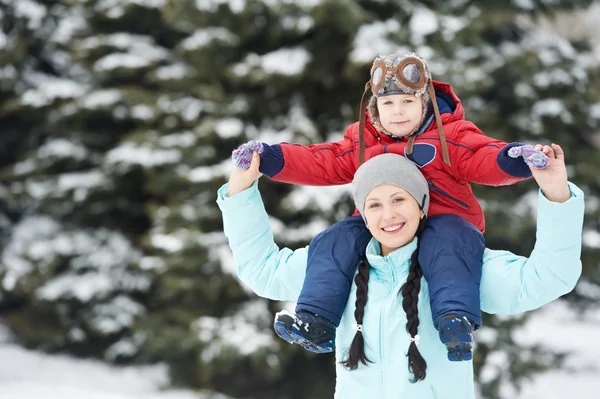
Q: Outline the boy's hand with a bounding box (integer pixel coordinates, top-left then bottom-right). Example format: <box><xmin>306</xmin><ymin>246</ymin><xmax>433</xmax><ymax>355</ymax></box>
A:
<box><xmin>508</xmin><ymin>144</ymin><xmax>550</xmax><ymax>169</ymax></box>
<box><xmin>529</xmin><ymin>143</ymin><xmax>570</xmax><ymax>203</ymax></box>
<box><xmin>228</xmin><ymin>151</ymin><xmax>263</xmax><ymax>197</ymax></box>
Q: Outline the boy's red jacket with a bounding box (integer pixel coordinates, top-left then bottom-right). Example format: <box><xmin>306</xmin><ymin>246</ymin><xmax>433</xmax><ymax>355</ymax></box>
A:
<box><xmin>257</xmin><ymin>81</ymin><xmax>532</xmax><ymax>233</ymax></box>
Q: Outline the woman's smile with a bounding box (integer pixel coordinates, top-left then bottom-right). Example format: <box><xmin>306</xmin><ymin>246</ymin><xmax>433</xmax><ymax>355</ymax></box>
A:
<box><xmin>381</xmin><ymin>222</ymin><xmax>405</xmax><ymax>234</ymax></box>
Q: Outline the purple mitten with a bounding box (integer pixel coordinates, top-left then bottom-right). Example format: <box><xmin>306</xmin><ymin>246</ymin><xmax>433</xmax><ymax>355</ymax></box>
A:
<box><xmin>232</xmin><ymin>140</ymin><xmax>264</xmax><ymax>170</ymax></box>
<box><xmin>507</xmin><ymin>145</ymin><xmax>549</xmax><ymax>170</ymax></box>
<box><xmin>246</xmin><ymin>140</ymin><xmax>264</xmax><ymax>153</ymax></box>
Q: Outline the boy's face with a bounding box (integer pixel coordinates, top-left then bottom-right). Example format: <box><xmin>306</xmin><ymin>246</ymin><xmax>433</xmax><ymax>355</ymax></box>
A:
<box><xmin>376</xmin><ymin>94</ymin><xmax>423</xmax><ymax>138</ymax></box>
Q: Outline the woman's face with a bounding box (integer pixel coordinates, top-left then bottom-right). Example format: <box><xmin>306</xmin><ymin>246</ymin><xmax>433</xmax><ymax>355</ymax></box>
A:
<box><xmin>363</xmin><ymin>184</ymin><xmax>424</xmax><ymax>256</ymax></box>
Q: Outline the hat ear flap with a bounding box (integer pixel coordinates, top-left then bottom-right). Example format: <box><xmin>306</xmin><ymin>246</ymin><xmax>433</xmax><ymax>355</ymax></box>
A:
<box><xmin>367</xmin><ymin>95</ymin><xmax>385</xmax><ymax>133</ymax></box>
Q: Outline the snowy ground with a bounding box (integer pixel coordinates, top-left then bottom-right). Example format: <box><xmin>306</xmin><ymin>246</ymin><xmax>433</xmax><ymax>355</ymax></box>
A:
<box><xmin>0</xmin><ymin>301</ymin><xmax>599</xmax><ymax>398</ymax></box>
<box><xmin>515</xmin><ymin>301</ymin><xmax>600</xmax><ymax>398</ymax></box>
<box><xmin>0</xmin><ymin>324</ymin><xmax>225</xmax><ymax>399</ymax></box>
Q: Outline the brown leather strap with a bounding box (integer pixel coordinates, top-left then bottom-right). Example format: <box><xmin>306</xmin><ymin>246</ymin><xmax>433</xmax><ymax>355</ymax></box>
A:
<box><xmin>358</xmin><ymin>81</ymin><xmax>370</xmax><ymax>165</ymax></box>
<box><xmin>427</xmin><ymin>81</ymin><xmax>451</xmax><ymax>167</ymax></box>
<box><xmin>406</xmin><ymin>134</ymin><xmax>416</xmax><ymax>156</ymax></box>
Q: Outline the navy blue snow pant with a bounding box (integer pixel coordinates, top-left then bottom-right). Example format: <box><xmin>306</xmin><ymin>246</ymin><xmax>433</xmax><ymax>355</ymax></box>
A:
<box><xmin>295</xmin><ymin>214</ymin><xmax>485</xmax><ymax>329</ymax></box>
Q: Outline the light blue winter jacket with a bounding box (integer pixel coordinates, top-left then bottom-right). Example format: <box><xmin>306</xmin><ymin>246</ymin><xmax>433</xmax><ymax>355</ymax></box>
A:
<box><xmin>216</xmin><ymin>181</ymin><xmax>584</xmax><ymax>399</ymax></box>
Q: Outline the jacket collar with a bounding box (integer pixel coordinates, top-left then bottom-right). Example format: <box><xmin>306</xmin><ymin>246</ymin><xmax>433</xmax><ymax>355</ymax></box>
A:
<box><xmin>365</xmin><ymin>237</ymin><xmax>418</xmax><ymax>274</ymax></box>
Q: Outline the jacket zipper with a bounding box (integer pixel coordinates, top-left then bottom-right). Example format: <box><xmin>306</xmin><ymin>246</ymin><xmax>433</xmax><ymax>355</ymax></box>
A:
<box><xmin>379</xmin><ymin>258</ymin><xmax>396</xmax><ymax>397</ymax></box>
<box><xmin>427</xmin><ymin>180</ymin><xmax>470</xmax><ymax>209</ymax></box>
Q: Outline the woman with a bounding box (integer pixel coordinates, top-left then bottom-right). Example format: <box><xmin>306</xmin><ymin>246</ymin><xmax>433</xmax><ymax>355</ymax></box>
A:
<box><xmin>217</xmin><ymin>144</ymin><xmax>583</xmax><ymax>399</ymax></box>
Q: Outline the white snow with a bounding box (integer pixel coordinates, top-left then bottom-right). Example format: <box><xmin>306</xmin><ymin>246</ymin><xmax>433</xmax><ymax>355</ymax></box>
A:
<box><xmin>233</xmin><ymin>47</ymin><xmax>311</xmax><ymax>77</ymax></box>
<box><xmin>1</xmin><ymin>217</ymin><xmax>59</xmax><ymax>291</ymax></box>
<box><xmin>0</xmin><ymin>29</ymin><xmax>7</xmax><ymax>48</ymax></box>
<box><xmin>281</xmin><ymin>15</ymin><xmax>314</xmax><ymax>32</ymax></box>
<box><xmin>79</xmin><ymin>89</ymin><xmax>122</xmax><ymax>109</ymax></box>
<box><xmin>180</xmin><ymin>28</ymin><xmax>238</xmax><ymax>50</ymax></box>
<box><xmin>159</xmin><ymin>132</ymin><xmax>198</xmax><ymax>148</ymax></box>
<box><xmin>150</xmin><ymin>234</ymin><xmax>185</xmax><ymax>253</ymax></box>
<box><xmin>14</xmin><ymin>0</ymin><xmax>46</xmax><ymax>30</ymax></box>
<box><xmin>87</xmin><ymin>296</ymin><xmax>146</xmax><ymax>335</ymax></box>
<box><xmin>155</xmin><ymin>63</ymin><xmax>191</xmax><ymax>80</ymax></box>
<box><xmin>588</xmin><ymin>102</ymin><xmax>600</xmax><ymax>119</ymax></box>
<box><xmin>583</xmin><ymin>229</ymin><xmax>600</xmax><ymax>248</ymax></box>
<box><xmin>350</xmin><ymin>20</ymin><xmax>402</xmax><ymax>64</ymax></box>
<box><xmin>38</xmin><ymin>139</ymin><xmax>89</xmax><ymax>161</ymax></box>
<box><xmin>410</xmin><ymin>7</ymin><xmax>439</xmax><ymax>38</ymax></box>
<box><xmin>515</xmin><ymin>301</ymin><xmax>600</xmax><ymax>399</ymax></box>
<box><xmin>576</xmin><ymin>280</ymin><xmax>600</xmax><ymax>300</ymax></box>
<box><xmin>193</xmin><ymin>299</ymin><xmax>275</xmax><ymax>358</ymax></box>
<box><xmin>512</xmin><ymin>0</ymin><xmax>535</xmax><ymax>10</ymax></box>
<box><xmin>95</xmin><ymin>53</ymin><xmax>151</xmax><ymax>71</ymax></box>
<box><xmin>95</xmin><ymin>0</ymin><xmax>167</xmax><ymax>17</ymax></box>
<box><xmin>243</xmin><ymin>125</ymin><xmax>295</xmax><ymax>146</ymax></box>
<box><xmin>0</xmin><ymin>336</ymin><xmax>222</xmax><ymax>399</ymax></box>
<box><xmin>157</xmin><ymin>96</ymin><xmax>211</xmax><ymax>122</ymax></box>
<box><xmin>284</xmin><ymin>185</ymin><xmax>350</xmax><ymax>212</ymax></box>
<box><xmin>187</xmin><ymin>160</ymin><xmax>232</xmax><ymax>183</ymax></box>
<box><xmin>51</xmin><ymin>12</ymin><xmax>88</xmax><ymax>44</ymax></box>
<box><xmin>82</xmin><ymin>33</ymin><xmax>168</xmax><ymax>72</ymax></box>
<box><xmin>269</xmin><ymin>217</ymin><xmax>330</xmax><ymax>242</ymax></box>
<box><xmin>195</xmin><ymin>0</ymin><xmax>321</xmax><ymax>13</ymax></box>
<box><xmin>131</xmin><ymin>104</ymin><xmax>155</xmax><ymax>120</ymax></box>
<box><xmin>0</xmin><ymin>65</ymin><xmax>17</xmax><ymax>81</ymax></box>
<box><xmin>440</xmin><ymin>15</ymin><xmax>468</xmax><ymax>42</ymax></box>
<box><xmin>531</xmin><ymin>98</ymin><xmax>573</xmax><ymax>124</ymax></box>
<box><xmin>37</xmin><ymin>273</ymin><xmax>114</xmax><ymax>302</ymax></box>
<box><xmin>21</xmin><ymin>79</ymin><xmax>88</xmax><ymax>108</ymax></box>
<box><xmin>106</xmin><ymin>142</ymin><xmax>182</xmax><ymax>167</ymax></box>
<box><xmin>58</xmin><ymin>171</ymin><xmax>107</xmax><ymax>192</ymax></box>
<box><xmin>138</xmin><ymin>256</ymin><xmax>167</xmax><ymax>272</ymax></box>
<box><xmin>195</xmin><ymin>0</ymin><xmax>246</xmax><ymax>13</ymax></box>
<box><xmin>261</xmin><ymin>47</ymin><xmax>311</xmax><ymax>75</ymax></box>
<box><xmin>12</xmin><ymin>159</ymin><xmax>36</xmax><ymax>175</ymax></box>
<box><xmin>215</xmin><ymin>118</ymin><xmax>244</xmax><ymax>138</ymax></box>
<box><xmin>288</xmin><ymin>101</ymin><xmax>318</xmax><ymax>138</ymax></box>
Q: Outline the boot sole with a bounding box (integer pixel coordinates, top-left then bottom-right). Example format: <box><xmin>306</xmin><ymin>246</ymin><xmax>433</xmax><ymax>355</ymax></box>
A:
<box><xmin>439</xmin><ymin>317</ymin><xmax>473</xmax><ymax>361</ymax></box>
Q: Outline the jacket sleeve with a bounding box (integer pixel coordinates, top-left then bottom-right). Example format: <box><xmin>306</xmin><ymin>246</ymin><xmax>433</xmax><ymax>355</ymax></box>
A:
<box><xmin>216</xmin><ymin>181</ymin><xmax>307</xmax><ymax>301</ymax></box>
<box><xmin>258</xmin><ymin>124</ymin><xmax>358</xmax><ymax>185</ymax></box>
<box><xmin>450</xmin><ymin>121</ymin><xmax>533</xmax><ymax>185</ymax></box>
<box><xmin>480</xmin><ymin>182</ymin><xmax>584</xmax><ymax>314</ymax></box>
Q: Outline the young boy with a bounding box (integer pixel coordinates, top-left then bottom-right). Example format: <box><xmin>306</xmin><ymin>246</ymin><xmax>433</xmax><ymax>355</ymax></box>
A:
<box><xmin>231</xmin><ymin>53</ymin><xmax>548</xmax><ymax>361</ymax></box>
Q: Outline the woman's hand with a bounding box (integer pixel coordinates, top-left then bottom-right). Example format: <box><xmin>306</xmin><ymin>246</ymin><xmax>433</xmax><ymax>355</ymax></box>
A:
<box><xmin>228</xmin><ymin>151</ymin><xmax>263</xmax><ymax>197</ymax></box>
<box><xmin>530</xmin><ymin>143</ymin><xmax>570</xmax><ymax>203</ymax></box>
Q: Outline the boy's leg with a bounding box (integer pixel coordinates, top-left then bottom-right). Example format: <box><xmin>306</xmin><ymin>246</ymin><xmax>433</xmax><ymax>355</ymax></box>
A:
<box><xmin>418</xmin><ymin>214</ymin><xmax>485</xmax><ymax>361</ymax></box>
<box><xmin>273</xmin><ymin>215</ymin><xmax>372</xmax><ymax>353</ymax></box>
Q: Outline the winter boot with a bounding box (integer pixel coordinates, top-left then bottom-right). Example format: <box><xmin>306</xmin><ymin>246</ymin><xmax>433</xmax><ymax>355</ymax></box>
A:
<box><xmin>438</xmin><ymin>313</ymin><xmax>474</xmax><ymax>361</ymax></box>
<box><xmin>273</xmin><ymin>310</ymin><xmax>335</xmax><ymax>354</ymax></box>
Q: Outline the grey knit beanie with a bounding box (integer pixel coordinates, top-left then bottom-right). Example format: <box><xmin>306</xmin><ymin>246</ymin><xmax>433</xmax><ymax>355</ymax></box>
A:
<box><xmin>352</xmin><ymin>154</ymin><xmax>430</xmax><ymax>221</ymax></box>
<box><xmin>367</xmin><ymin>52</ymin><xmax>434</xmax><ymax>137</ymax></box>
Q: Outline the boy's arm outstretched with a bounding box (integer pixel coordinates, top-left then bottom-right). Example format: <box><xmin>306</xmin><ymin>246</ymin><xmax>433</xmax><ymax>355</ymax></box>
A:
<box><xmin>240</xmin><ymin>125</ymin><xmax>359</xmax><ymax>186</ymax></box>
<box><xmin>450</xmin><ymin>120</ymin><xmax>538</xmax><ymax>186</ymax></box>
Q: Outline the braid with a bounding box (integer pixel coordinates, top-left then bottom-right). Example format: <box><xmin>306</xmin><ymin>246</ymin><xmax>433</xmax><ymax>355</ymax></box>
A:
<box><xmin>341</xmin><ymin>258</ymin><xmax>372</xmax><ymax>370</ymax></box>
<box><xmin>401</xmin><ymin>218</ymin><xmax>428</xmax><ymax>382</ymax></box>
